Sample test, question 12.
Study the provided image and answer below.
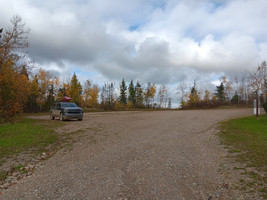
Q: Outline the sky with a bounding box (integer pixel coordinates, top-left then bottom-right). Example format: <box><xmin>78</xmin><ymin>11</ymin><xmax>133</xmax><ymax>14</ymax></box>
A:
<box><xmin>1</xmin><ymin>0</ymin><xmax>267</xmax><ymax>104</ymax></box>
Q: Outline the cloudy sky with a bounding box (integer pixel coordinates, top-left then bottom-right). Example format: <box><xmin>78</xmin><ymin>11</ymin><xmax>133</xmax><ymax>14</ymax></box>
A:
<box><xmin>1</xmin><ymin>0</ymin><xmax>267</xmax><ymax>101</ymax></box>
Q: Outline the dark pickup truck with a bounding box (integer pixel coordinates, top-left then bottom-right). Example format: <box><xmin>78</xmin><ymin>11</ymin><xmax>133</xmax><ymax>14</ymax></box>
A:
<box><xmin>50</xmin><ymin>102</ymin><xmax>83</xmax><ymax>121</ymax></box>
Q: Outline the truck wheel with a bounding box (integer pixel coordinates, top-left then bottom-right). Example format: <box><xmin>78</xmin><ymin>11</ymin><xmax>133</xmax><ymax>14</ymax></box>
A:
<box><xmin>50</xmin><ymin>112</ymin><xmax>55</xmax><ymax>120</ymax></box>
<box><xmin>60</xmin><ymin>113</ymin><xmax>64</xmax><ymax>121</ymax></box>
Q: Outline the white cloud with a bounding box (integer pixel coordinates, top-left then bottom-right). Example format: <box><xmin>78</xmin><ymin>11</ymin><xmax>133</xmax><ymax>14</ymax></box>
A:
<box><xmin>1</xmin><ymin>0</ymin><xmax>267</xmax><ymax>101</ymax></box>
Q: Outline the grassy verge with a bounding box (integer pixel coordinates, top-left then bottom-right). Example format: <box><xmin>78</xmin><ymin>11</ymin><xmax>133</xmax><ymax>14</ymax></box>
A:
<box><xmin>0</xmin><ymin>117</ymin><xmax>63</xmax><ymax>160</ymax></box>
<box><xmin>219</xmin><ymin>114</ymin><xmax>267</xmax><ymax>198</ymax></box>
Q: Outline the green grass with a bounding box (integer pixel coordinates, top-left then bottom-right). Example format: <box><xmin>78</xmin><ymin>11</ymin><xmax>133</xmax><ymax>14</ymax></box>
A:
<box><xmin>219</xmin><ymin>115</ymin><xmax>267</xmax><ymax>170</ymax></box>
<box><xmin>219</xmin><ymin>115</ymin><xmax>267</xmax><ymax>198</ymax></box>
<box><xmin>0</xmin><ymin>118</ymin><xmax>62</xmax><ymax>158</ymax></box>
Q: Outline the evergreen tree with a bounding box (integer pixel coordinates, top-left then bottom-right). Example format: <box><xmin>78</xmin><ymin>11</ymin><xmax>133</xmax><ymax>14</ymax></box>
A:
<box><xmin>128</xmin><ymin>80</ymin><xmax>136</xmax><ymax>107</ymax></box>
<box><xmin>215</xmin><ymin>82</ymin><xmax>225</xmax><ymax>102</ymax></box>
<box><xmin>136</xmin><ymin>81</ymin><xmax>144</xmax><ymax>108</ymax></box>
<box><xmin>231</xmin><ymin>93</ymin><xmax>239</xmax><ymax>104</ymax></box>
<box><xmin>70</xmin><ymin>73</ymin><xmax>82</xmax><ymax>106</ymax></box>
<box><xmin>119</xmin><ymin>78</ymin><xmax>127</xmax><ymax>105</ymax></box>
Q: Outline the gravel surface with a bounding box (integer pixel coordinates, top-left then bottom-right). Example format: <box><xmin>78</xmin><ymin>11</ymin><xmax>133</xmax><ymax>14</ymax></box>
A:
<box><xmin>0</xmin><ymin>109</ymin><xmax>254</xmax><ymax>200</ymax></box>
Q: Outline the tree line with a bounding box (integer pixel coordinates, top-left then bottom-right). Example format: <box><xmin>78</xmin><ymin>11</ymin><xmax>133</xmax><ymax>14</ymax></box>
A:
<box><xmin>178</xmin><ymin>64</ymin><xmax>267</xmax><ymax>110</ymax></box>
<box><xmin>1</xmin><ymin>16</ymin><xmax>266</xmax><ymax>122</ymax></box>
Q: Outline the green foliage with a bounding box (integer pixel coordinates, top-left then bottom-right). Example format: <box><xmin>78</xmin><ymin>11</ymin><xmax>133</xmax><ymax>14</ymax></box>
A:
<box><xmin>128</xmin><ymin>80</ymin><xmax>136</xmax><ymax>107</ymax></box>
<box><xmin>135</xmin><ymin>81</ymin><xmax>144</xmax><ymax>108</ymax></box>
<box><xmin>231</xmin><ymin>93</ymin><xmax>239</xmax><ymax>104</ymax></box>
<box><xmin>119</xmin><ymin>78</ymin><xmax>127</xmax><ymax>105</ymax></box>
<box><xmin>215</xmin><ymin>82</ymin><xmax>226</xmax><ymax>102</ymax></box>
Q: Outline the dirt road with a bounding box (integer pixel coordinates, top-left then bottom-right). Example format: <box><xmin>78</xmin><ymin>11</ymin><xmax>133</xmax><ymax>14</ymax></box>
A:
<box><xmin>1</xmin><ymin>109</ymin><xmax>252</xmax><ymax>200</ymax></box>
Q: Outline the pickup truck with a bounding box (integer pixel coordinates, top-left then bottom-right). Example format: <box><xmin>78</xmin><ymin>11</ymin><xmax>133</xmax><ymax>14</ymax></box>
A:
<box><xmin>50</xmin><ymin>102</ymin><xmax>83</xmax><ymax>121</ymax></box>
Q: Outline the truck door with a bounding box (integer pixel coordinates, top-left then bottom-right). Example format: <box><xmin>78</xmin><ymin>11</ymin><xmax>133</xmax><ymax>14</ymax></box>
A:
<box><xmin>56</xmin><ymin>103</ymin><xmax>61</xmax><ymax>117</ymax></box>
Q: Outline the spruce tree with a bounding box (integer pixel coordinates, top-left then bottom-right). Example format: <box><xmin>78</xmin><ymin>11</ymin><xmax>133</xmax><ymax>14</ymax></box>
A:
<box><xmin>119</xmin><ymin>79</ymin><xmax>127</xmax><ymax>104</ymax></box>
<box><xmin>128</xmin><ymin>80</ymin><xmax>136</xmax><ymax>107</ymax></box>
<box><xmin>136</xmin><ymin>81</ymin><xmax>144</xmax><ymax>108</ymax></box>
<box><xmin>215</xmin><ymin>82</ymin><xmax>225</xmax><ymax>102</ymax></box>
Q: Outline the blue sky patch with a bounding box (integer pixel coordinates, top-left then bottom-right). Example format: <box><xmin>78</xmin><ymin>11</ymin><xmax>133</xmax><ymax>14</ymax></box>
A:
<box><xmin>209</xmin><ymin>1</ymin><xmax>226</xmax><ymax>13</ymax></box>
<box><xmin>129</xmin><ymin>25</ymin><xmax>140</xmax><ymax>32</ymax></box>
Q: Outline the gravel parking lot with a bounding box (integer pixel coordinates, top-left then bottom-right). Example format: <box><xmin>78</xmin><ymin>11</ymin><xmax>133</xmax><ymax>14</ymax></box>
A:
<box><xmin>1</xmin><ymin>109</ymin><xmax>253</xmax><ymax>200</ymax></box>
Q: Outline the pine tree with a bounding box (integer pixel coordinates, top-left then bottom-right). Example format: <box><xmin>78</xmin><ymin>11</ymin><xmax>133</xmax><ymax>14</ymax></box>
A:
<box><xmin>231</xmin><ymin>93</ymin><xmax>239</xmax><ymax>104</ymax></box>
<box><xmin>119</xmin><ymin>78</ymin><xmax>127</xmax><ymax>105</ymax></box>
<box><xmin>136</xmin><ymin>81</ymin><xmax>144</xmax><ymax>108</ymax></box>
<box><xmin>215</xmin><ymin>82</ymin><xmax>225</xmax><ymax>102</ymax></box>
<box><xmin>128</xmin><ymin>80</ymin><xmax>136</xmax><ymax>107</ymax></box>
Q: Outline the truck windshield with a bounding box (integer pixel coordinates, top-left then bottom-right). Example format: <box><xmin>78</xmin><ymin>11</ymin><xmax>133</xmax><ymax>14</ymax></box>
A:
<box><xmin>61</xmin><ymin>103</ymin><xmax>77</xmax><ymax>108</ymax></box>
